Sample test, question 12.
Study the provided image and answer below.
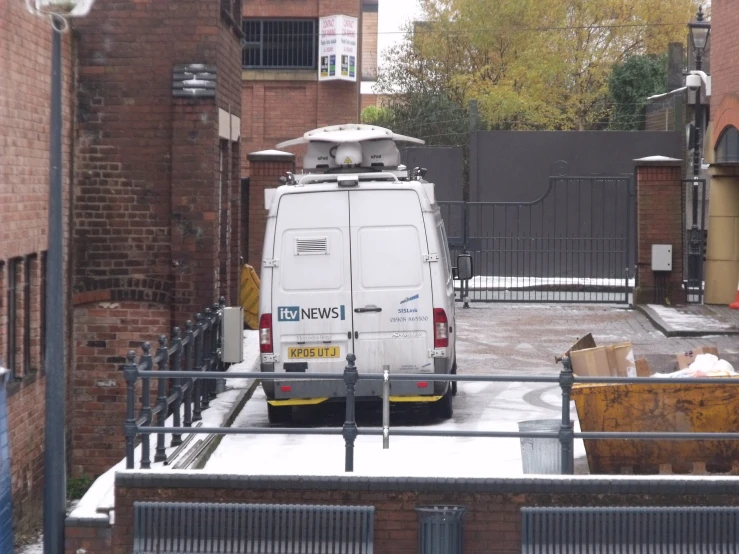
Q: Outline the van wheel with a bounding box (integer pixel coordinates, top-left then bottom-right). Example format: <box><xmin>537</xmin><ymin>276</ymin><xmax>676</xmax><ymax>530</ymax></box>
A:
<box><xmin>432</xmin><ymin>386</ymin><xmax>453</xmax><ymax>420</ymax></box>
<box><xmin>451</xmin><ymin>359</ymin><xmax>458</xmax><ymax>396</ymax></box>
<box><xmin>267</xmin><ymin>404</ymin><xmax>292</xmax><ymax>425</ymax></box>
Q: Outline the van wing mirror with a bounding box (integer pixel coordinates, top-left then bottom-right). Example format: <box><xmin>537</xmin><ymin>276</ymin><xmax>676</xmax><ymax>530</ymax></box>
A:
<box><xmin>456</xmin><ymin>254</ymin><xmax>473</xmax><ymax>281</ymax></box>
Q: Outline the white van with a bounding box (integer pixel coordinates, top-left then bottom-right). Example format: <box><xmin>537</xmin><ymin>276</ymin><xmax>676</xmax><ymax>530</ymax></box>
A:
<box><xmin>258</xmin><ymin>125</ymin><xmax>473</xmax><ymax>424</ymax></box>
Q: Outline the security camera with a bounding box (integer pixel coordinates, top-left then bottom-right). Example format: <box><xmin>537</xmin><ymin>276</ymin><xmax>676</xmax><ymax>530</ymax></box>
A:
<box><xmin>686</xmin><ymin>74</ymin><xmax>702</xmax><ymax>91</ymax></box>
<box><xmin>29</xmin><ymin>0</ymin><xmax>97</xmax><ymax>17</ymax></box>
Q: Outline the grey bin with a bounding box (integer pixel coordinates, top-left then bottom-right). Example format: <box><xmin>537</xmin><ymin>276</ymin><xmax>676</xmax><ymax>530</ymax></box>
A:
<box><xmin>518</xmin><ymin>419</ymin><xmax>562</xmax><ymax>474</ymax></box>
<box><xmin>415</xmin><ymin>505</ymin><xmax>467</xmax><ymax>554</ymax></box>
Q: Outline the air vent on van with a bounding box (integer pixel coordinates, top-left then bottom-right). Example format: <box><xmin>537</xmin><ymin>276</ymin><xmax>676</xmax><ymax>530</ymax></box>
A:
<box><xmin>295</xmin><ymin>237</ymin><xmax>329</xmax><ymax>256</ymax></box>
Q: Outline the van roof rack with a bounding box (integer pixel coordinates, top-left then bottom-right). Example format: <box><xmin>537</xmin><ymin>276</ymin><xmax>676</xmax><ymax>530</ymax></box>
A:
<box><xmin>276</xmin><ymin>124</ymin><xmax>425</xmax><ymax>148</ymax></box>
<box><xmin>297</xmin><ymin>172</ymin><xmax>400</xmax><ymax>185</ymax></box>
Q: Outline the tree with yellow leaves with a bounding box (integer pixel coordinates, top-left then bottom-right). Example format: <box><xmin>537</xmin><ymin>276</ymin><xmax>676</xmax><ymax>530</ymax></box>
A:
<box><xmin>374</xmin><ymin>0</ymin><xmax>699</xmax><ymax>133</ymax></box>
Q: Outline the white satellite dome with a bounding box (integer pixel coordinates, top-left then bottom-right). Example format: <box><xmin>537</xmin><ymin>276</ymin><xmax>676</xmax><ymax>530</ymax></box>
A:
<box><xmin>334</xmin><ymin>142</ymin><xmax>362</xmax><ymax>167</ymax></box>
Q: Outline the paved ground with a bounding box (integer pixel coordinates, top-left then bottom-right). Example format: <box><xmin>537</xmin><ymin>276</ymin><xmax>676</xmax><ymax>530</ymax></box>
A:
<box><xmin>206</xmin><ymin>302</ymin><xmax>739</xmax><ymax>477</ymax></box>
<box><xmin>456</xmin><ymin>303</ymin><xmax>739</xmax><ymax>376</ymax></box>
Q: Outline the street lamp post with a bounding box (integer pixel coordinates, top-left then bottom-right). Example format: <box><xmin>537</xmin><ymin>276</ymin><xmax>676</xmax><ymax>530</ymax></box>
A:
<box><xmin>24</xmin><ymin>1</ymin><xmax>96</xmax><ymax>552</ymax></box>
<box><xmin>687</xmin><ymin>5</ymin><xmax>711</xmax><ymax>303</ymax></box>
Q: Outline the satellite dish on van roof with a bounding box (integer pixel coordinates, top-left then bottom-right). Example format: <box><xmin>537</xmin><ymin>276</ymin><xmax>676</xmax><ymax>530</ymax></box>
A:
<box><xmin>275</xmin><ymin>124</ymin><xmax>425</xmax><ymax>149</ymax></box>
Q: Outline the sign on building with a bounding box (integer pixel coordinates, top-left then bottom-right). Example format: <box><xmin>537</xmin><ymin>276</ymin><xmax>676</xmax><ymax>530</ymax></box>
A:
<box><xmin>318</xmin><ymin>15</ymin><xmax>358</xmax><ymax>82</ymax></box>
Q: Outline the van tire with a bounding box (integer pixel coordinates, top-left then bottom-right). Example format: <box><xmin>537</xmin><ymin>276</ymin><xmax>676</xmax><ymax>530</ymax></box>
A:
<box><xmin>267</xmin><ymin>404</ymin><xmax>292</xmax><ymax>425</ymax></box>
<box><xmin>451</xmin><ymin>359</ymin><xmax>458</xmax><ymax>396</ymax></box>
<box><xmin>432</xmin><ymin>386</ymin><xmax>453</xmax><ymax>420</ymax></box>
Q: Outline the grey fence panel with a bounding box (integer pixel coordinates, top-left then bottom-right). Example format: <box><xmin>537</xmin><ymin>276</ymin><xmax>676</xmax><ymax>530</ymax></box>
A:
<box><xmin>134</xmin><ymin>501</ymin><xmax>375</xmax><ymax>554</ymax></box>
<box><xmin>522</xmin><ymin>506</ymin><xmax>739</xmax><ymax>553</ymax></box>
<box><xmin>401</xmin><ymin>146</ymin><xmax>465</xmax><ymax>202</ymax></box>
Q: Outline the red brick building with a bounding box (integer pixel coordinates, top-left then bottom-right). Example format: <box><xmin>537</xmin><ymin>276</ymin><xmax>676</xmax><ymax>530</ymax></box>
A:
<box><xmin>704</xmin><ymin>0</ymin><xmax>739</xmax><ymax>304</ymax></box>
<box><xmin>240</xmin><ymin>0</ymin><xmax>363</xmax><ymax>171</ymax></box>
<box><xmin>70</xmin><ymin>0</ymin><xmax>243</xmax><ymax>478</ymax></box>
<box><xmin>0</xmin><ymin>0</ymin><xmax>74</xmax><ymax>534</ymax></box>
<box><xmin>1</xmin><ymin>0</ymin><xmax>243</xmax><ymax>533</ymax></box>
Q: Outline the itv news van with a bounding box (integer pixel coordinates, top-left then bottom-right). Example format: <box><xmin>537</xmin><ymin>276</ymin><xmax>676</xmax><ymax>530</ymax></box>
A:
<box><xmin>258</xmin><ymin>125</ymin><xmax>472</xmax><ymax>423</ymax></box>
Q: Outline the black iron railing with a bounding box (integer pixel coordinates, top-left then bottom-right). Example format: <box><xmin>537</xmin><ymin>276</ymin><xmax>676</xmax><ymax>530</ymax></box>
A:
<box><xmin>124</xmin><ymin>348</ymin><xmax>739</xmax><ymax>473</ymax></box>
<box><xmin>123</xmin><ymin>298</ymin><xmax>226</xmax><ymax>468</ymax></box>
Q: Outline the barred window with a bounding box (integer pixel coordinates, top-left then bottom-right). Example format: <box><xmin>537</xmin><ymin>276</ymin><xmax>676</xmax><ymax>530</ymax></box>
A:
<box><xmin>242</xmin><ymin>19</ymin><xmax>317</xmax><ymax>69</ymax></box>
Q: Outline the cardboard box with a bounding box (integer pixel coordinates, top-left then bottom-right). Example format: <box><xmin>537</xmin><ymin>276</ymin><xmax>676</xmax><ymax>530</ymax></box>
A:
<box><xmin>634</xmin><ymin>357</ymin><xmax>651</xmax><ymax>377</ymax></box>
<box><xmin>676</xmin><ymin>346</ymin><xmax>719</xmax><ymax>370</ymax></box>
<box><xmin>568</xmin><ymin>334</ymin><xmax>636</xmax><ymax>377</ymax></box>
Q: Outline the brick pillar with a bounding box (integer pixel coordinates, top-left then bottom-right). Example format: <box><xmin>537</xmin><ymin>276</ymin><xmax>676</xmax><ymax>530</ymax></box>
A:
<box><xmin>634</xmin><ymin>156</ymin><xmax>686</xmax><ymax>305</ymax></box>
<box><xmin>247</xmin><ymin>151</ymin><xmax>296</xmax><ymax>275</ymax></box>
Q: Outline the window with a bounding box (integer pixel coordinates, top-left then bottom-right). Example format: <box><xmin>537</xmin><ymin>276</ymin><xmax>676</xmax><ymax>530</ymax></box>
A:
<box><xmin>40</xmin><ymin>252</ymin><xmax>47</xmax><ymax>371</ymax></box>
<box><xmin>6</xmin><ymin>258</ymin><xmax>19</xmax><ymax>377</ymax></box>
<box><xmin>716</xmin><ymin>126</ymin><xmax>739</xmax><ymax>164</ymax></box>
<box><xmin>23</xmin><ymin>255</ymin><xmax>33</xmax><ymax>374</ymax></box>
<box><xmin>242</xmin><ymin>19</ymin><xmax>318</xmax><ymax>69</ymax></box>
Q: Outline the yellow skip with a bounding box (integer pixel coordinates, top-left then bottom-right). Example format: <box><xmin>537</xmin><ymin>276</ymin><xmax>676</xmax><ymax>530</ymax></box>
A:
<box><xmin>267</xmin><ymin>397</ymin><xmax>329</xmax><ymax>407</ymax></box>
<box><xmin>389</xmin><ymin>395</ymin><xmax>443</xmax><ymax>403</ymax></box>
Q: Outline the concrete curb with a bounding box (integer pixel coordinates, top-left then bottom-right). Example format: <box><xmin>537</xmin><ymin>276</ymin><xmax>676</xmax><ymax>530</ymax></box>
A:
<box><xmin>637</xmin><ymin>305</ymin><xmax>739</xmax><ymax>338</ymax></box>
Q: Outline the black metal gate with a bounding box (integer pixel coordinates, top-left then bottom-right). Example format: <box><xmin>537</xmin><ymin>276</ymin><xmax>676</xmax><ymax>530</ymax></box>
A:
<box><xmin>683</xmin><ymin>178</ymin><xmax>708</xmax><ymax>304</ymax></box>
<box><xmin>440</xmin><ymin>176</ymin><xmax>634</xmax><ymax>303</ymax></box>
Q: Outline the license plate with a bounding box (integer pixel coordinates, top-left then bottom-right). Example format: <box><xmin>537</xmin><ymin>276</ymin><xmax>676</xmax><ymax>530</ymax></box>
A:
<box><xmin>288</xmin><ymin>346</ymin><xmax>340</xmax><ymax>359</ymax></box>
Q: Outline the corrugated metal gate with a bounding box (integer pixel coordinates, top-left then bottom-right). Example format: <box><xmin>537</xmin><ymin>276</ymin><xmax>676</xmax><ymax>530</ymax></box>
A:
<box><xmin>440</xmin><ymin>176</ymin><xmax>634</xmax><ymax>303</ymax></box>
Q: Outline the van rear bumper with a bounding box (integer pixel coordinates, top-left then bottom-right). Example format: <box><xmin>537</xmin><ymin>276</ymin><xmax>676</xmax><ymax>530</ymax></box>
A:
<box><xmin>261</xmin><ymin>360</ymin><xmax>451</xmax><ymax>399</ymax></box>
<box><xmin>260</xmin><ymin>362</ymin><xmax>441</xmax><ymax>399</ymax></box>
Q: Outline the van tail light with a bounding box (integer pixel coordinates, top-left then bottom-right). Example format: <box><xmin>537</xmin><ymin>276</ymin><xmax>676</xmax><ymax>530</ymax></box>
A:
<box><xmin>259</xmin><ymin>314</ymin><xmax>273</xmax><ymax>353</ymax></box>
<box><xmin>433</xmin><ymin>308</ymin><xmax>449</xmax><ymax>348</ymax></box>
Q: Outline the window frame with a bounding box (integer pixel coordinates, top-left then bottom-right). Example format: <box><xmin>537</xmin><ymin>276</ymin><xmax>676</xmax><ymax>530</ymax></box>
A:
<box><xmin>242</xmin><ymin>19</ymin><xmax>318</xmax><ymax>70</ymax></box>
<box><xmin>6</xmin><ymin>258</ymin><xmax>19</xmax><ymax>377</ymax></box>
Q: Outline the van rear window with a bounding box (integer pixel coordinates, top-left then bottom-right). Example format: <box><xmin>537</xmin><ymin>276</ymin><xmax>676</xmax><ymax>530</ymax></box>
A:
<box><xmin>357</xmin><ymin>226</ymin><xmax>423</xmax><ymax>288</ymax></box>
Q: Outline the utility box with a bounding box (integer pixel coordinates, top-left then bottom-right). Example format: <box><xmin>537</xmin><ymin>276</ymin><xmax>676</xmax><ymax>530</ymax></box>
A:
<box><xmin>651</xmin><ymin>244</ymin><xmax>673</xmax><ymax>271</ymax></box>
<box><xmin>222</xmin><ymin>307</ymin><xmax>244</xmax><ymax>363</ymax></box>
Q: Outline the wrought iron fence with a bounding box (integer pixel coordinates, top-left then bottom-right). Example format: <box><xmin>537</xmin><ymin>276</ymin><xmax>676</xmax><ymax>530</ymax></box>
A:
<box><xmin>124</xmin><ymin>350</ymin><xmax>739</xmax><ymax>473</ymax></box>
<box><xmin>439</xmin><ymin>176</ymin><xmax>634</xmax><ymax>304</ymax></box>
<box><xmin>123</xmin><ymin>299</ymin><xmax>226</xmax><ymax>468</ymax></box>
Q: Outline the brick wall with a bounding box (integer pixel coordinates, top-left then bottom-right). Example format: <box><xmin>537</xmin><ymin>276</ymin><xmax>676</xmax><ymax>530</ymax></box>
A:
<box><xmin>70</xmin><ymin>301</ymin><xmax>170</xmax><ymax>477</ymax></box>
<box><xmin>240</xmin><ymin>0</ymin><xmax>361</xmax><ymax>172</ymax></box>
<box><xmin>0</xmin><ymin>0</ymin><xmax>74</xmax><ymax>534</ymax></box>
<box><xmin>709</xmin><ymin>0</ymin><xmax>739</xmax><ymax>147</ymax></box>
<box><xmin>246</xmin><ymin>153</ymin><xmax>296</xmax><ymax>272</ymax></box>
<box><xmin>70</xmin><ymin>0</ymin><xmax>242</xmax><ymax>478</ymax></box>
<box><xmin>90</xmin><ymin>474</ymin><xmax>739</xmax><ymax>554</ymax></box>
<box><xmin>634</xmin><ymin>159</ymin><xmax>686</xmax><ymax>305</ymax></box>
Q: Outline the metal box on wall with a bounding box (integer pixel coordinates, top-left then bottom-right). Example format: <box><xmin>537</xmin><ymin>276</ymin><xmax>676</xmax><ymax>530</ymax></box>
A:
<box><xmin>222</xmin><ymin>307</ymin><xmax>244</xmax><ymax>363</ymax></box>
<box><xmin>651</xmin><ymin>244</ymin><xmax>673</xmax><ymax>271</ymax></box>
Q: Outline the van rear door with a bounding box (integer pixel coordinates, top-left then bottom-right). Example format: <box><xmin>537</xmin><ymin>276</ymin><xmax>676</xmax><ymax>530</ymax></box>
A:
<box><xmin>271</xmin><ymin>191</ymin><xmax>352</xmax><ymax>375</ymax></box>
<box><xmin>349</xmin><ymin>189</ymin><xmax>435</xmax><ymax>375</ymax></box>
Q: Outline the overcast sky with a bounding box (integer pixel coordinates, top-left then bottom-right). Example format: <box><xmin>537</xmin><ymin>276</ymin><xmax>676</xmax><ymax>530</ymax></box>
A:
<box><xmin>377</xmin><ymin>0</ymin><xmax>421</xmax><ymax>69</ymax></box>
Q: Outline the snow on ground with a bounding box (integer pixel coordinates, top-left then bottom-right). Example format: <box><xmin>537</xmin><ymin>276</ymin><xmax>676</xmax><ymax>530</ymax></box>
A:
<box><xmin>204</xmin><ymin>384</ymin><xmax>586</xmax><ymax>477</ymax></box>
<box><xmin>648</xmin><ymin>304</ymin><xmax>733</xmax><ymax>332</ymax></box>
<box><xmin>455</xmin><ymin>276</ymin><xmax>634</xmax><ymax>290</ymax></box>
<box><xmin>68</xmin><ymin>331</ymin><xmax>260</xmax><ymax>521</ymax></box>
<box><xmin>17</xmin><ymin>541</ymin><xmax>42</xmax><ymax>554</ymax></box>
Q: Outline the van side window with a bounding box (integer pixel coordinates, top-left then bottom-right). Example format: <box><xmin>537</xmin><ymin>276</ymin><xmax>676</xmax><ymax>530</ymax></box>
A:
<box><xmin>357</xmin><ymin>226</ymin><xmax>423</xmax><ymax>288</ymax></box>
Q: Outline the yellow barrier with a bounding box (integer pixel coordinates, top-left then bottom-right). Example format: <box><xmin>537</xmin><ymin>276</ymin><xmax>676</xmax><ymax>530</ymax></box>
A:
<box><xmin>240</xmin><ymin>264</ymin><xmax>260</xmax><ymax>329</ymax></box>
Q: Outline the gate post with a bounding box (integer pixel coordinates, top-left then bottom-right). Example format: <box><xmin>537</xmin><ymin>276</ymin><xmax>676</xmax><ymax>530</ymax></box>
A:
<box><xmin>634</xmin><ymin>157</ymin><xmax>686</xmax><ymax>305</ymax></box>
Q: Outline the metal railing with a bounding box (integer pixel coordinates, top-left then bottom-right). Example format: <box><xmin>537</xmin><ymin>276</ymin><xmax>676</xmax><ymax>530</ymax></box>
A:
<box><xmin>124</xmin><ymin>299</ymin><xmax>226</xmax><ymax>469</ymax></box>
<box><xmin>125</xmin><ymin>347</ymin><xmax>739</xmax><ymax>473</ymax></box>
